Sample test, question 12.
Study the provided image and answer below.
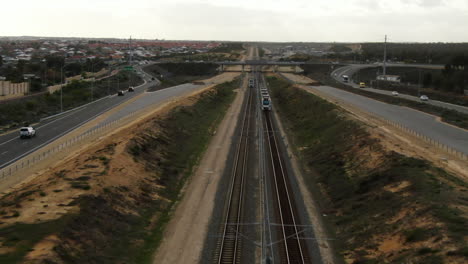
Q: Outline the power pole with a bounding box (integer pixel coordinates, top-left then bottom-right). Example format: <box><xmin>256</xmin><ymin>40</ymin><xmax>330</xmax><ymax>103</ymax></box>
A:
<box><xmin>418</xmin><ymin>68</ymin><xmax>422</xmax><ymax>97</ymax></box>
<box><xmin>129</xmin><ymin>36</ymin><xmax>133</xmax><ymax>87</ymax></box>
<box><xmin>129</xmin><ymin>36</ymin><xmax>133</xmax><ymax>65</ymax></box>
<box><xmin>383</xmin><ymin>35</ymin><xmax>387</xmax><ymax>77</ymax></box>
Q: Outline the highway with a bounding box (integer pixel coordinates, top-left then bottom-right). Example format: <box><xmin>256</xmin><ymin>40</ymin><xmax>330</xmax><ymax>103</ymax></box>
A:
<box><xmin>301</xmin><ymin>84</ymin><xmax>468</xmax><ymax>155</ymax></box>
<box><xmin>0</xmin><ymin>66</ymin><xmax>206</xmax><ymax>169</ymax></box>
<box><xmin>331</xmin><ymin>64</ymin><xmax>468</xmax><ymax>115</ymax></box>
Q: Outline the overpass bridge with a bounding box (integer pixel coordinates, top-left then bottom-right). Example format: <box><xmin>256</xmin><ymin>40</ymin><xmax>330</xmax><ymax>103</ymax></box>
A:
<box><xmin>215</xmin><ymin>60</ymin><xmax>305</xmax><ymax>72</ymax></box>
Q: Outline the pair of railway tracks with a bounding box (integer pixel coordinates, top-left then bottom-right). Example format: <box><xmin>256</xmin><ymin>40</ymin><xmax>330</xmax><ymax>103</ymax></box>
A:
<box><xmin>263</xmin><ymin>110</ymin><xmax>310</xmax><ymax>264</ymax></box>
<box><xmin>215</xmin><ymin>74</ymin><xmax>309</xmax><ymax>264</ymax></box>
<box><xmin>215</xmin><ymin>83</ymin><xmax>254</xmax><ymax>264</ymax></box>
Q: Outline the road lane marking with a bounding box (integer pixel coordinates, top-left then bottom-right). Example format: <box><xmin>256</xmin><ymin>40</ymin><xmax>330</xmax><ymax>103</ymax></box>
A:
<box><xmin>0</xmin><ymin>79</ymin><xmax>196</xmax><ymax>169</ymax></box>
<box><xmin>36</xmin><ymin>108</ymin><xmax>87</xmax><ymax>130</ymax></box>
<box><xmin>0</xmin><ymin>137</ymin><xmax>18</xmax><ymax>147</ymax></box>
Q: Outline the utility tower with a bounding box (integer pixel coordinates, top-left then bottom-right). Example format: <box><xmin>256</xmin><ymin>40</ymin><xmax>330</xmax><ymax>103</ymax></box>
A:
<box><xmin>129</xmin><ymin>36</ymin><xmax>133</xmax><ymax>65</ymax></box>
<box><xmin>383</xmin><ymin>35</ymin><xmax>387</xmax><ymax>76</ymax></box>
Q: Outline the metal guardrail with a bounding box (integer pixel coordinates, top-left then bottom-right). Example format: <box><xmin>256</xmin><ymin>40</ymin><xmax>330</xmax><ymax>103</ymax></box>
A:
<box><xmin>367</xmin><ymin>112</ymin><xmax>468</xmax><ymax>161</ymax></box>
<box><xmin>0</xmin><ymin>109</ymin><xmax>139</xmax><ymax>181</ymax></box>
<box><xmin>0</xmin><ymin>78</ymin><xmax>201</xmax><ymax>186</ymax></box>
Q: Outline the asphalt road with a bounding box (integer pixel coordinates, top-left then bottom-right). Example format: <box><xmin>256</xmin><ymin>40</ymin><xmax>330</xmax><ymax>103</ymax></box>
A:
<box><xmin>89</xmin><ymin>83</ymin><xmax>200</xmax><ymax>128</ymax></box>
<box><xmin>331</xmin><ymin>64</ymin><xmax>468</xmax><ymax>115</ymax></box>
<box><xmin>0</xmin><ymin>66</ymin><xmax>204</xmax><ymax>169</ymax></box>
<box><xmin>303</xmin><ymin>85</ymin><xmax>468</xmax><ymax>155</ymax></box>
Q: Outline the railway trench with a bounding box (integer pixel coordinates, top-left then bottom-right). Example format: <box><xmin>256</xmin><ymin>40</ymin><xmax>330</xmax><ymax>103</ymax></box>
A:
<box><xmin>203</xmin><ymin>70</ymin><xmax>320</xmax><ymax>264</ymax></box>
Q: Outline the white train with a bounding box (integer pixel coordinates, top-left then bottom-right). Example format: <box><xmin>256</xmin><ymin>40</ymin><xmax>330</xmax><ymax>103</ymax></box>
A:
<box><xmin>262</xmin><ymin>96</ymin><xmax>272</xmax><ymax>111</ymax></box>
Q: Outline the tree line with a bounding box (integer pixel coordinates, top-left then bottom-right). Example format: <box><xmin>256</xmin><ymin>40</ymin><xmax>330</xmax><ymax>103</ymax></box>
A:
<box><xmin>0</xmin><ymin>56</ymin><xmax>107</xmax><ymax>92</ymax></box>
<box><xmin>426</xmin><ymin>54</ymin><xmax>467</xmax><ymax>94</ymax></box>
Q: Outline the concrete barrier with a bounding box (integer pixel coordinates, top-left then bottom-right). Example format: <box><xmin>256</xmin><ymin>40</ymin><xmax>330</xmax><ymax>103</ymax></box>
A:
<box><xmin>0</xmin><ymin>81</ymin><xmax>30</xmax><ymax>100</ymax></box>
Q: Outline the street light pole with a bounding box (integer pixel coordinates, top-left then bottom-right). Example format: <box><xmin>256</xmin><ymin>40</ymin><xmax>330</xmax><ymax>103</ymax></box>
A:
<box><xmin>91</xmin><ymin>64</ymin><xmax>94</xmax><ymax>101</ymax></box>
<box><xmin>107</xmin><ymin>65</ymin><xmax>112</xmax><ymax>96</ymax></box>
<box><xmin>383</xmin><ymin>35</ymin><xmax>387</xmax><ymax>77</ymax></box>
<box><xmin>89</xmin><ymin>60</ymin><xmax>102</xmax><ymax>101</ymax></box>
<box><xmin>60</xmin><ymin>65</ymin><xmax>64</xmax><ymax>112</ymax></box>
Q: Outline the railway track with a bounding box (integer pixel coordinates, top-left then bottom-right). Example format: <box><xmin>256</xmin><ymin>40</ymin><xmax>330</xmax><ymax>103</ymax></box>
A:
<box><xmin>215</xmin><ymin>84</ymin><xmax>255</xmax><ymax>264</ymax></box>
<box><xmin>263</xmin><ymin>96</ymin><xmax>310</xmax><ymax>263</ymax></box>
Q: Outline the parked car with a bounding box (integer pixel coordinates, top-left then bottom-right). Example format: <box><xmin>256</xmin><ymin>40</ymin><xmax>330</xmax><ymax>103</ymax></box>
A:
<box><xmin>392</xmin><ymin>91</ymin><xmax>399</xmax><ymax>96</ymax></box>
<box><xmin>117</xmin><ymin>90</ymin><xmax>125</xmax><ymax>96</ymax></box>
<box><xmin>19</xmin><ymin>127</ymin><xmax>36</xmax><ymax>139</ymax></box>
<box><xmin>420</xmin><ymin>95</ymin><xmax>429</xmax><ymax>101</ymax></box>
<box><xmin>128</xmin><ymin>86</ymin><xmax>134</xmax><ymax>92</ymax></box>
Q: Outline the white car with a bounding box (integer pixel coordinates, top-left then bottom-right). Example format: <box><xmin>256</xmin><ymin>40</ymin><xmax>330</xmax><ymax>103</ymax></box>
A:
<box><xmin>420</xmin><ymin>95</ymin><xmax>429</xmax><ymax>101</ymax></box>
<box><xmin>19</xmin><ymin>127</ymin><xmax>36</xmax><ymax>139</ymax></box>
<box><xmin>391</xmin><ymin>91</ymin><xmax>399</xmax><ymax>96</ymax></box>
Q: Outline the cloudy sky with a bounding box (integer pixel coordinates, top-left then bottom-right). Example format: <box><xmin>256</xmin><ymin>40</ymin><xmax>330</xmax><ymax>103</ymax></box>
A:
<box><xmin>1</xmin><ymin>0</ymin><xmax>467</xmax><ymax>42</ymax></box>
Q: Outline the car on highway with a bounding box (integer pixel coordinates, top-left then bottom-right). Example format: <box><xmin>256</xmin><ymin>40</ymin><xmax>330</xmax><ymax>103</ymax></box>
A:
<box><xmin>359</xmin><ymin>82</ymin><xmax>366</xmax><ymax>88</ymax></box>
<box><xmin>420</xmin><ymin>95</ymin><xmax>429</xmax><ymax>101</ymax></box>
<box><xmin>117</xmin><ymin>90</ymin><xmax>125</xmax><ymax>96</ymax></box>
<box><xmin>19</xmin><ymin>126</ymin><xmax>36</xmax><ymax>139</ymax></box>
<box><xmin>128</xmin><ymin>86</ymin><xmax>134</xmax><ymax>92</ymax></box>
<box><xmin>392</xmin><ymin>91</ymin><xmax>399</xmax><ymax>96</ymax></box>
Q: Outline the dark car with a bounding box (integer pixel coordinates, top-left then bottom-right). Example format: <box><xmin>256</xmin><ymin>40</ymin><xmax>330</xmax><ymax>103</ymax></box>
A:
<box><xmin>117</xmin><ymin>90</ymin><xmax>124</xmax><ymax>96</ymax></box>
<box><xmin>128</xmin><ymin>87</ymin><xmax>134</xmax><ymax>92</ymax></box>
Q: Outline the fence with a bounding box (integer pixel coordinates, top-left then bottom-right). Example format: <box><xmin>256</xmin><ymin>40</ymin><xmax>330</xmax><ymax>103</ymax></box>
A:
<box><xmin>0</xmin><ymin>109</ymin><xmax>140</xmax><ymax>182</ymax></box>
<box><xmin>0</xmin><ymin>77</ymin><xmax>211</xmax><ymax>187</ymax></box>
<box><xmin>367</xmin><ymin>112</ymin><xmax>468</xmax><ymax>161</ymax></box>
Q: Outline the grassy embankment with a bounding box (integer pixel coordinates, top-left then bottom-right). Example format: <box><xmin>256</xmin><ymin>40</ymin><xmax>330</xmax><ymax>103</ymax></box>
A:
<box><xmin>301</xmin><ymin>64</ymin><xmax>468</xmax><ymax>129</ymax></box>
<box><xmin>0</xmin><ymin>71</ymin><xmax>142</xmax><ymax>132</ymax></box>
<box><xmin>144</xmin><ymin>62</ymin><xmax>219</xmax><ymax>90</ymax></box>
<box><xmin>0</xmin><ymin>80</ymin><xmax>238</xmax><ymax>263</ymax></box>
<box><xmin>267</xmin><ymin>76</ymin><xmax>467</xmax><ymax>264</ymax></box>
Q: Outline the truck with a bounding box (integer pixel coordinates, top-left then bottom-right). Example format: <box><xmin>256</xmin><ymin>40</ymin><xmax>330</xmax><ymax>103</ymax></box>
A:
<box><xmin>262</xmin><ymin>96</ymin><xmax>272</xmax><ymax>111</ymax></box>
<box><xmin>342</xmin><ymin>75</ymin><xmax>349</xmax><ymax>83</ymax></box>
<box><xmin>19</xmin><ymin>126</ymin><xmax>36</xmax><ymax>139</ymax></box>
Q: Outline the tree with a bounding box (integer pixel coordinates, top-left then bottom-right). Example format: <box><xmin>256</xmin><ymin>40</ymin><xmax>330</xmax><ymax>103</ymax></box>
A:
<box><xmin>329</xmin><ymin>45</ymin><xmax>352</xmax><ymax>53</ymax></box>
<box><xmin>45</xmin><ymin>55</ymin><xmax>65</xmax><ymax>70</ymax></box>
<box><xmin>422</xmin><ymin>73</ymin><xmax>432</xmax><ymax>88</ymax></box>
<box><xmin>65</xmin><ymin>63</ymin><xmax>83</xmax><ymax>76</ymax></box>
<box><xmin>84</xmin><ymin>58</ymin><xmax>106</xmax><ymax>72</ymax></box>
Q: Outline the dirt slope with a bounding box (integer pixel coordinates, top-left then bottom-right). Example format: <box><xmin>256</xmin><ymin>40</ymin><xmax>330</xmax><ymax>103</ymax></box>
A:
<box><xmin>267</xmin><ymin>75</ymin><xmax>467</xmax><ymax>264</ymax></box>
<box><xmin>0</xmin><ymin>78</ymin><xmax>238</xmax><ymax>263</ymax></box>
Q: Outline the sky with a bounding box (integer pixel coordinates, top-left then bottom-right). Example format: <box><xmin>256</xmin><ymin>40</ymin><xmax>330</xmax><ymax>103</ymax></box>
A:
<box><xmin>1</xmin><ymin>0</ymin><xmax>468</xmax><ymax>42</ymax></box>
